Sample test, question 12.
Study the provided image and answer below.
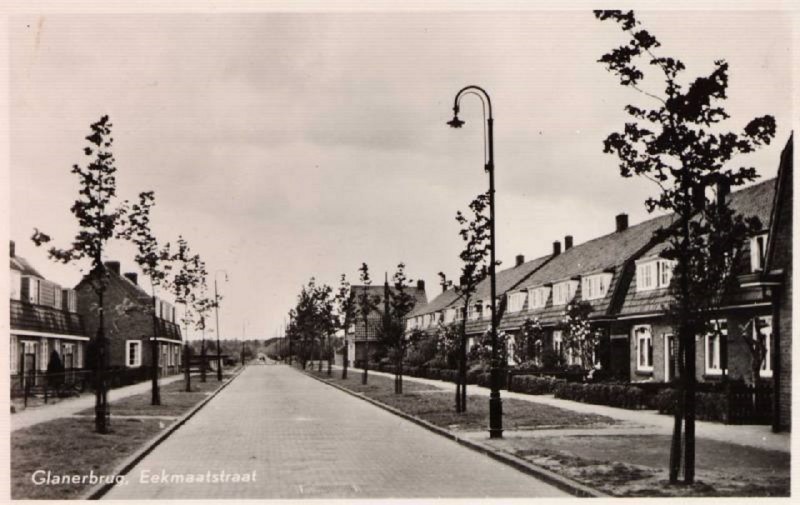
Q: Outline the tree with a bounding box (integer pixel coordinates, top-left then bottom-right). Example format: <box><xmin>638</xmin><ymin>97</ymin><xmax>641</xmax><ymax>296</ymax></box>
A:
<box><xmin>446</xmin><ymin>191</ymin><xmax>494</xmax><ymax>413</ymax></box>
<box><xmin>119</xmin><ymin>190</ymin><xmax>173</xmax><ymax>405</ymax></box>
<box><xmin>375</xmin><ymin>263</ymin><xmax>419</xmax><ymax>394</ymax></box>
<box><xmin>163</xmin><ymin>236</ymin><xmax>206</xmax><ymax>392</ymax></box>
<box><xmin>31</xmin><ymin>115</ymin><xmax>143</xmax><ymax>434</ymax></box>
<box><xmin>515</xmin><ymin>317</ymin><xmax>546</xmax><ymax>366</ymax></box>
<box><xmin>192</xmin><ymin>279</ymin><xmax>217</xmax><ymax>382</ymax></box>
<box><xmin>595</xmin><ymin>10</ymin><xmax>776</xmax><ymax>484</ymax></box>
<box><xmin>558</xmin><ymin>301</ymin><xmax>600</xmax><ymax>370</ymax></box>
<box><xmin>738</xmin><ymin>317</ymin><xmax>770</xmax><ymax>384</ymax></box>
<box><xmin>357</xmin><ymin>263</ymin><xmax>380</xmax><ymax>384</ymax></box>
<box><xmin>335</xmin><ymin>274</ymin><xmax>359</xmax><ymax>379</ymax></box>
<box><xmin>285</xmin><ymin>278</ymin><xmax>334</xmax><ymax>370</ymax></box>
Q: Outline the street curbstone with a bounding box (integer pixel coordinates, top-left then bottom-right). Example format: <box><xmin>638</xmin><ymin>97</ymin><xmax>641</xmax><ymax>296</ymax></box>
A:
<box><xmin>80</xmin><ymin>365</ymin><xmax>248</xmax><ymax>500</ymax></box>
<box><xmin>300</xmin><ymin>369</ymin><xmax>607</xmax><ymax>498</ymax></box>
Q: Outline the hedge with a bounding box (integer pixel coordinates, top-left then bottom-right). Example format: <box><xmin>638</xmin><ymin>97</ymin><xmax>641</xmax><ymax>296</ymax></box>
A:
<box><xmin>654</xmin><ymin>389</ymin><xmax>729</xmax><ymax>423</ymax></box>
<box><xmin>509</xmin><ymin>375</ymin><xmax>565</xmax><ymax>395</ymax></box>
<box><xmin>553</xmin><ymin>382</ymin><xmax>651</xmax><ymax>410</ymax></box>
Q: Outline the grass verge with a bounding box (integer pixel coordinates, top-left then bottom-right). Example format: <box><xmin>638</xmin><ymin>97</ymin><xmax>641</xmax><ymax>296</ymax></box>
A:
<box><xmin>11</xmin><ymin>370</ymin><xmax>237</xmax><ymax>499</ymax></box>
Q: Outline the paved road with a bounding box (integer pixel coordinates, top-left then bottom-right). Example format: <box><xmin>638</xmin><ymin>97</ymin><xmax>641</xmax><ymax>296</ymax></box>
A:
<box><xmin>103</xmin><ymin>365</ymin><xmax>567</xmax><ymax>499</ymax></box>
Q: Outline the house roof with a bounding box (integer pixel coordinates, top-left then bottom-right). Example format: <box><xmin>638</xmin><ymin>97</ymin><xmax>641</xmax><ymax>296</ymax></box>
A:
<box><xmin>10</xmin><ymin>255</ymin><xmax>44</xmax><ymax>278</ymax></box>
<box><xmin>618</xmin><ymin>176</ymin><xmax>779</xmax><ymax>317</ymax></box>
<box><xmin>10</xmin><ymin>299</ymin><xmax>86</xmax><ymax>337</ymax></box>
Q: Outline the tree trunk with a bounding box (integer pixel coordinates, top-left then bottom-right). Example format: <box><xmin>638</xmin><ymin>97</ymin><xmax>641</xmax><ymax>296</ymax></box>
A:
<box><xmin>151</xmin><ymin>294</ymin><xmax>161</xmax><ymax>406</ymax></box>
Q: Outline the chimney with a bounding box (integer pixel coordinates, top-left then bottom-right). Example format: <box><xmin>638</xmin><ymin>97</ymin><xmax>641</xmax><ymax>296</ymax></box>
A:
<box><xmin>564</xmin><ymin>236</ymin><xmax>573</xmax><ymax>250</ymax></box>
<box><xmin>615</xmin><ymin>213</ymin><xmax>629</xmax><ymax>233</ymax></box>
<box><xmin>104</xmin><ymin>261</ymin><xmax>121</xmax><ymax>275</ymax></box>
<box><xmin>416</xmin><ymin>279</ymin><xmax>425</xmax><ymax>292</ymax></box>
<box><xmin>717</xmin><ymin>180</ymin><xmax>730</xmax><ymax>206</ymax></box>
<box><xmin>124</xmin><ymin>272</ymin><xmax>138</xmax><ymax>285</ymax></box>
<box><xmin>10</xmin><ymin>240</ymin><xmax>15</xmax><ymax>258</ymax></box>
<box><xmin>515</xmin><ymin>254</ymin><xmax>525</xmax><ymax>267</ymax></box>
<box><xmin>552</xmin><ymin>241</ymin><xmax>561</xmax><ymax>256</ymax></box>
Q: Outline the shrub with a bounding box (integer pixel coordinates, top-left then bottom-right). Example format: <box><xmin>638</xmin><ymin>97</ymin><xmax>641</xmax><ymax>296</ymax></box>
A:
<box><xmin>439</xmin><ymin>369</ymin><xmax>459</xmax><ymax>383</ymax></box>
<box><xmin>553</xmin><ymin>382</ymin><xmax>649</xmax><ymax>409</ymax></box>
<box><xmin>510</xmin><ymin>374</ymin><xmax>565</xmax><ymax>395</ymax></box>
<box><xmin>424</xmin><ymin>357</ymin><xmax>450</xmax><ymax>370</ymax></box>
<box><xmin>655</xmin><ymin>389</ymin><xmax>728</xmax><ymax>423</ymax></box>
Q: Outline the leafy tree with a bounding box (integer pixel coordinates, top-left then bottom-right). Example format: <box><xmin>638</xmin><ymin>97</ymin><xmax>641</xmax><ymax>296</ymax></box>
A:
<box><xmin>445</xmin><ymin>191</ymin><xmax>495</xmax><ymax>412</ymax></box>
<box><xmin>334</xmin><ymin>274</ymin><xmax>359</xmax><ymax>379</ymax></box>
<box><xmin>738</xmin><ymin>317</ymin><xmax>770</xmax><ymax>384</ymax></box>
<box><xmin>31</xmin><ymin>115</ymin><xmax>144</xmax><ymax>434</ymax></box>
<box><xmin>595</xmin><ymin>9</ymin><xmax>776</xmax><ymax>483</ymax></box>
<box><xmin>357</xmin><ymin>263</ymin><xmax>381</xmax><ymax>384</ymax></box>
<box><xmin>192</xmin><ymin>279</ymin><xmax>217</xmax><ymax>382</ymax></box>
<box><xmin>163</xmin><ymin>236</ymin><xmax>206</xmax><ymax>392</ymax></box>
<box><xmin>434</xmin><ymin>320</ymin><xmax>461</xmax><ymax>369</ymax></box>
<box><xmin>558</xmin><ymin>301</ymin><xmax>599</xmax><ymax>370</ymax></box>
<box><xmin>375</xmin><ymin>263</ymin><xmax>420</xmax><ymax>394</ymax></box>
<box><xmin>515</xmin><ymin>317</ymin><xmax>546</xmax><ymax>366</ymax></box>
<box><xmin>119</xmin><ymin>191</ymin><xmax>173</xmax><ymax>405</ymax></box>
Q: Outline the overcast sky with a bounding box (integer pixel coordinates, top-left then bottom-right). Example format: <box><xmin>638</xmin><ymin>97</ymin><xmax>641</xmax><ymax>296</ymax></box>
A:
<box><xmin>7</xmin><ymin>8</ymin><xmax>794</xmax><ymax>341</ymax></box>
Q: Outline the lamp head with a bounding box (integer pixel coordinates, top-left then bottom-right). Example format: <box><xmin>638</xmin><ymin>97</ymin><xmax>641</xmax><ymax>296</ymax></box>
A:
<box><xmin>447</xmin><ymin>104</ymin><xmax>464</xmax><ymax>128</ymax></box>
<box><xmin>447</xmin><ymin>115</ymin><xmax>465</xmax><ymax>128</ymax></box>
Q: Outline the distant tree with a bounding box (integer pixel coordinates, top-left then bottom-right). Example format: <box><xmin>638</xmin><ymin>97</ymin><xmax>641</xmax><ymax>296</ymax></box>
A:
<box><xmin>357</xmin><ymin>263</ymin><xmax>381</xmax><ymax>384</ymax></box>
<box><xmin>595</xmin><ymin>9</ymin><xmax>776</xmax><ymax>483</ymax></box>
<box><xmin>375</xmin><ymin>263</ymin><xmax>420</xmax><ymax>394</ymax></box>
<box><xmin>558</xmin><ymin>301</ymin><xmax>599</xmax><ymax>370</ymax></box>
<box><xmin>335</xmin><ymin>274</ymin><xmax>359</xmax><ymax>379</ymax></box>
<box><xmin>31</xmin><ymin>115</ymin><xmax>146</xmax><ymax>434</ymax></box>
<box><xmin>434</xmin><ymin>320</ymin><xmax>461</xmax><ymax>369</ymax></box>
<box><xmin>515</xmin><ymin>317</ymin><xmax>546</xmax><ymax>366</ymax></box>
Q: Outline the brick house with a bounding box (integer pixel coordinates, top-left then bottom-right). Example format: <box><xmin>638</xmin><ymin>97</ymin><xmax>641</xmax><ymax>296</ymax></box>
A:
<box><xmin>347</xmin><ymin>280</ymin><xmax>427</xmax><ymax>366</ymax></box>
<box><xmin>405</xmin><ymin>135</ymin><xmax>792</xmax><ymax>429</ymax></box>
<box><xmin>9</xmin><ymin>241</ymin><xmax>88</xmax><ymax>385</ymax></box>
<box><xmin>75</xmin><ymin>260</ymin><xmax>183</xmax><ymax>375</ymax></box>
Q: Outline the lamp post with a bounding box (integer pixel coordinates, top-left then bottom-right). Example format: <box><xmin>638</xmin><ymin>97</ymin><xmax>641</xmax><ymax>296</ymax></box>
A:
<box><xmin>447</xmin><ymin>85</ymin><xmax>503</xmax><ymax>439</ymax></box>
<box><xmin>214</xmin><ymin>270</ymin><xmax>228</xmax><ymax>381</ymax></box>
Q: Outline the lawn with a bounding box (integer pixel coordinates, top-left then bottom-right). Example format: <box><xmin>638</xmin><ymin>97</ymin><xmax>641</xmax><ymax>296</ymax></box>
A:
<box><xmin>491</xmin><ymin>434</ymin><xmax>790</xmax><ymax>497</ymax></box>
<box><xmin>309</xmin><ymin>370</ymin><xmax>615</xmax><ymax>431</ymax></box>
<box><xmin>11</xmin><ymin>369</ymin><xmax>239</xmax><ymax>499</ymax></box>
<box><xmin>11</xmin><ymin>417</ymin><xmax>167</xmax><ymax>500</ymax></box>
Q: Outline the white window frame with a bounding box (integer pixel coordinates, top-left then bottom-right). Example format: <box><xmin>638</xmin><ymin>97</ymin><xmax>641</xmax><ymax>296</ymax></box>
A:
<box><xmin>634</xmin><ymin>325</ymin><xmax>653</xmax><ymax>372</ymax></box>
<box><xmin>507</xmin><ymin>292</ymin><xmax>526</xmax><ymax>313</ymax></box>
<box><xmin>26</xmin><ymin>277</ymin><xmax>41</xmax><ymax>305</ymax></box>
<box><xmin>581</xmin><ymin>273</ymin><xmax>613</xmax><ymax>301</ymax></box>
<box><xmin>753</xmin><ymin>316</ymin><xmax>772</xmax><ymax>378</ymax></box>
<box><xmin>704</xmin><ymin>319</ymin><xmax>727</xmax><ymax>376</ymax></box>
<box><xmin>528</xmin><ymin>287</ymin><xmax>551</xmax><ymax>309</ymax></box>
<box><xmin>444</xmin><ymin>309</ymin><xmax>455</xmax><ymax>324</ymax></box>
<box><xmin>552</xmin><ymin>330</ymin><xmax>563</xmax><ymax>358</ymax></box>
<box><xmin>126</xmin><ymin>340</ymin><xmax>142</xmax><ymax>368</ymax></box>
<box><xmin>552</xmin><ymin>280</ymin><xmax>578</xmax><ymax>306</ymax></box>
<box><xmin>750</xmin><ymin>233</ymin><xmax>768</xmax><ymax>272</ymax></box>
<box><xmin>636</xmin><ymin>258</ymin><xmax>675</xmax><ymax>292</ymax></box>
<box><xmin>664</xmin><ymin>333</ymin><xmax>675</xmax><ymax>382</ymax></box>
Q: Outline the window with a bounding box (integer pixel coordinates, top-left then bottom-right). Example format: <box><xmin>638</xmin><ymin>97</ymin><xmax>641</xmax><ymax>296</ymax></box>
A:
<box><xmin>469</xmin><ymin>303</ymin><xmax>482</xmax><ymax>321</ymax></box>
<box><xmin>126</xmin><ymin>340</ymin><xmax>142</xmax><ymax>368</ymax></box>
<box><xmin>62</xmin><ymin>343</ymin><xmax>76</xmax><ymax>369</ymax></box>
<box><xmin>434</xmin><ymin>311</ymin><xmax>443</xmax><ymax>324</ymax></box>
<box><xmin>634</xmin><ymin>325</ymin><xmax>653</xmax><ymax>371</ymax></box>
<box><xmin>552</xmin><ymin>281</ymin><xmax>578</xmax><ymax>306</ymax></box>
<box><xmin>704</xmin><ymin>319</ymin><xmax>727</xmax><ymax>375</ymax></box>
<box><xmin>753</xmin><ymin>316</ymin><xmax>772</xmax><ymax>377</ymax></box>
<box><xmin>24</xmin><ymin>277</ymin><xmax>41</xmax><ymax>304</ymax></box>
<box><xmin>63</xmin><ymin>289</ymin><xmax>77</xmax><ymax>313</ymax></box>
<box><xmin>528</xmin><ymin>287</ymin><xmax>551</xmax><ymax>309</ymax></box>
<box><xmin>454</xmin><ymin>307</ymin><xmax>463</xmax><ymax>321</ymax></box>
<box><xmin>10</xmin><ymin>270</ymin><xmax>21</xmax><ymax>300</ymax></box>
<box><xmin>507</xmin><ymin>292</ymin><xmax>527</xmax><ymax>312</ymax></box>
<box><xmin>636</xmin><ymin>259</ymin><xmax>675</xmax><ymax>292</ymax></box>
<box><xmin>444</xmin><ymin>309</ymin><xmax>455</xmax><ymax>324</ymax></box>
<box><xmin>581</xmin><ymin>273</ymin><xmax>613</xmax><ymax>301</ymax></box>
<box><xmin>750</xmin><ymin>234</ymin><xmax>768</xmax><ymax>272</ymax></box>
<box><xmin>552</xmin><ymin>330</ymin><xmax>563</xmax><ymax>359</ymax></box>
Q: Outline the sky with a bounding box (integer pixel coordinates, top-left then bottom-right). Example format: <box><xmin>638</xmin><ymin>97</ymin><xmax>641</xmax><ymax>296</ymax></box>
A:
<box><xmin>6</xmin><ymin>6</ymin><xmax>795</xmax><ymax>342</ymax></box>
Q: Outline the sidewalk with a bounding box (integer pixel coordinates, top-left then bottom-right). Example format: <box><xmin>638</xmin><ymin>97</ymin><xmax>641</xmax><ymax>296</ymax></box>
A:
<box><xmin>338</xmin><ymin>366</ymin><xmax>789</xmax><ymax>453</ymax></box>
<box><xmin>11</xmin><ymin>374</ymin><xmax>185</xmax><ymax>432</ymax></box>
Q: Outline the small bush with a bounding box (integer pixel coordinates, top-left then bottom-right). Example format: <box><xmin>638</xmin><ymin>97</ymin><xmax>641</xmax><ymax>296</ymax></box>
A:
<box><xmin>553</xmin><ymin>382</ymin><xmax>649</xmax><ymax>410</ymax></box>
<box><xmin>510</xmin><ymin>375</ymin><xmax>565</xmax><ymax>395</ymax></box>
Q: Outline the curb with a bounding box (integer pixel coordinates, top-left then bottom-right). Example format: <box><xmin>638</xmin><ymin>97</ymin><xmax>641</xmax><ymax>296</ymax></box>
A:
<box><xmin>80</xmin><ymin>365</ymin><xmax>248</xmax><ymax>500</ymax></box>
<box><xmin>300</xmin><ymin>369</ymin><xmax>606</xmax><ymax>498</ymax></box>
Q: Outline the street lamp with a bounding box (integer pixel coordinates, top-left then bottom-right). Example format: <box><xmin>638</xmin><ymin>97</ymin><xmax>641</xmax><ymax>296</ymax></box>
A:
<box><xmin>214</xmin><ymin>270</ymin><xmax>228</xmax><ymax>381</ymax></box>
<box><xmin>448</xmin><ymin>85</ymin><xmax>503</xmax><ymax>439</ymax></box>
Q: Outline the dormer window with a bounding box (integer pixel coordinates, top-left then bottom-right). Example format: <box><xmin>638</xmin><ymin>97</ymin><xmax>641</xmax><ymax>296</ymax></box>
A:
<box><xmin>750</xmin><ymin>233</ymin><xmax>768</xmax><ymax>272</ymax></box>
<box><xmin>528</xmin><ymin>286</ymin><xmax>551</xmax><ymax>309</ymax></box>
<box><xmin>636</xmin><ymin>258</ymin><xmax>675</xmax><ymax>292</ymax></box>
<box><xmin>444</xmin><ymin>309</ymin><xmax>455</xmax><ymax>323</ymax></box>
<box><xmin>581</xmin><ymin>273</ymin><xmax>613</xmax><ymax>301</ymax></box>
<box><xmin>552</xmin><ymin>280</ymin><xmax>579</xmax><ymax>306</ymax></box>
<box><xmin>10</xmin><ymin>270</ymin><xmax>21</xmax><ymax>300</ymax></box>
<box><xmin>507</xmin><ymin>291</ymin><xmax>527</xmax><ymax>312</ymax></box>
<box><xmin>469</xmin><ymin>302</ymin><xmax>482</xmax><ymax>321</ymax></box>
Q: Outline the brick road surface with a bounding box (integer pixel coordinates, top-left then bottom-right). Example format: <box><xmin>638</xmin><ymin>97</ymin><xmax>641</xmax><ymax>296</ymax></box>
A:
<box><xmin>103</xmin><ymin>364</ymin><xmax>568</xmax><ymax>499</ymax></box>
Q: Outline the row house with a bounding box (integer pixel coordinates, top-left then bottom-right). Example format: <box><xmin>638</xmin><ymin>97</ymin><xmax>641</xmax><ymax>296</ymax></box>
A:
<box><xmin>75</xmin><ymin>261</ymin><xmax>184</xmax><ymax>375</ymax></box>
<box><xmin>347</xmin><ymin>280</ymin><xmax>427</xmax><ymax>366</ymax></box>
<box><xmin>9</xmin><ymin>241</ymin><xmax>88</xmax><ymax>383</ymax></box>
<box><xmin>408</xmin><ymin>135</ymin><xmax>792</xmax><ymax>430</ymax></box>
